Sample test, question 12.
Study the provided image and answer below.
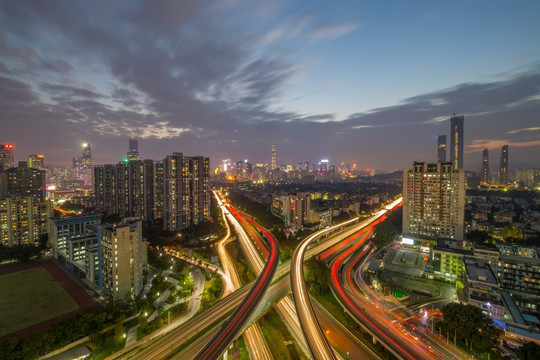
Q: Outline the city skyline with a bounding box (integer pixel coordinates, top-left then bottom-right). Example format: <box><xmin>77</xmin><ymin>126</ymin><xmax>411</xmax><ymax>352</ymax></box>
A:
<box><xmin>2</xmin><ymin>1</ymin><xmax>540</xmax><ymax>171</ymax></box>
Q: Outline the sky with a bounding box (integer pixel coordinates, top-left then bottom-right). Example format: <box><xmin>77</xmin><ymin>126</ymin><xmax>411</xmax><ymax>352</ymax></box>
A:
<box><xmin>1</xmin><ymin>0</ymin><xmax>540</xmax><ymax>172</ymax></box>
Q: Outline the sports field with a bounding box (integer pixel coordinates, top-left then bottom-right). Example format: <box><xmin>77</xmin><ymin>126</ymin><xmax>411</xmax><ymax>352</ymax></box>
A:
<box><xmin>0</xmin><ymin>267</ymin><xmax>79</xmax><ymax>336</ymax></box>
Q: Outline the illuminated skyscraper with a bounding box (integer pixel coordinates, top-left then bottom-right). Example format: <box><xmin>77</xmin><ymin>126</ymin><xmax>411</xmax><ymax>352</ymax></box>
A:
<box><xmin>127</xmin><ymin>139</ymin><xmax>140</xmax><ymax>161</ymax></box>
<box><xmin>99</xmin><ymin>219</ymin><xmax>146</xmax><ymax>300</ymax></box>
<box><xmin>73</xmin><ymin>143</ymin><xmax>92</xmax><ymax>185</ymax></box>
<box><xmin>6</xmin><ymin>162</ymin><xmax>46</xmax><ymax>201</ymax></box>
<box><xmin>271</xmin><ymin>144</ymin><xmax>276</xmax><ymax>170</ymax></box>
<box><xmin>28</xmin><ymin>154</ymin><xmax>45</xmax><ymax>169</ymax></box>
<box><xmin>499</xmin><ymin>145</ymin><xmax>509</xmax><ymax>184</ymax></box>
<box><xmin>450</xmin><ymin>114</ymin><xmax>464</xmax><ymax>169</ymax></box>
<box><xmin>163</xmin><ymin>153</ymin><xmax>210</xmax><ymax>231</ymax></box>
<box><xmin>403</xmin><ymin>162</ymin><xmax>465</xmax><ymax>247</ymax></box>
<box><xmin>0</xmin><ymin>144</ymin><xmax>15</xmax><ymax>171</ymax></box>
<box><xmin>94</xmin><ymin>159</ymin><xmax>155</xmax><ymax>220</ymax></box>
<box><xmin>437</xmin><ymin>135</ymin><xmax>446</xmax><ymax>163</ymax></box>
<box><xmin>481</xmin><ymin>149</ymin><xmax>489</xmax><ymax>184</ymax></box>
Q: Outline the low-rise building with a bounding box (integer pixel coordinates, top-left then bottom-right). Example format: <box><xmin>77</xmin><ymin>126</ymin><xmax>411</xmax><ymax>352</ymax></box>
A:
<box><xmin>465</xmin><ymin>258</ymin><xmax>505</xmax><ymax>321</ymax></box>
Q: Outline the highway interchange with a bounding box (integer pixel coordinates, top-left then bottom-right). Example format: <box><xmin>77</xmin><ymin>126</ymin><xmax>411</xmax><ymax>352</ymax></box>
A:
<box><xmin>110</xmin><ymin>196</ymin><xmax>468</xmax><ymax>360</ymax></box>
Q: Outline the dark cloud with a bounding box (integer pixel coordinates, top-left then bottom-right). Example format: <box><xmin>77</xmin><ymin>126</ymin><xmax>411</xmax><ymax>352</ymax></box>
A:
<box><xmin>0</xmin><ymin>1</ymin><xmax>539</xmax><ymax>171</ymax></box>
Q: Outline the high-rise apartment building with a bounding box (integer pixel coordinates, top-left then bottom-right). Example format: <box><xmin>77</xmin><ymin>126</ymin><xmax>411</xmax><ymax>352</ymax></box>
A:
<box><xmin>99</xmin><ymin>219</ymin><xmax>146</xmax><ymax>300</ymax></box>
<box><xmin>127</xmin><ymin>139</ymin><xmax>140</xmax><ymax>161</ymax></box>
<box><xmin>163</xmin><ymin>153</ymin><xmax>210</xmax><ymax>231</ymax></box>
<box><xmin>481</xmin><ymin>148</ymin><xmax>489</xmax><ymax>184</ymax></box>
<box><xmin>94</xmin><ymin>159</ymin><xmax>155</xmax><ymax>220</ymax></box>
<box><xmin>403</xmin><ymin>162</ymin><xmax>465</xmax><ymax>245</ymax></box>
<box><xmin>499</xmin><ymin>145</ymin><xmax>509</xmax><ymax>184</ymax></box>
<box><xmin>28</xmin><ymin>154</ymin><xmax>45</xmax><ymax>169</ymax></box>
<box><xmin>450</xmin><ymin>115</ymin><xmax>464</xmax><ymax>169</ymax></box>
<box><xmin>437</xmin><ymin>135</ymin><xmax>446</xmax><ymax>163</ymax></box>
<box><xmin>73</xmin><ymin>143</ymin><xmax>93</xmax><ymax>186</ymax></box>
<box><xmin>6</xmin><ymin>162</ymin><xmax>46</xmax><ymax>201</ymax></box>
<box><xmin>0</xmin><ymin>144</ymin><xmax>15</xmax><ymax>171</ymax></box>
<box><xmin>271</xmin><ymin>144</ymin><xmax>277</xmax><ymax>170</ymax></box>
<box><xmin>0</xmin><ymin>196</ymin><xmax>51</xmax><ymax>246</ymax></box>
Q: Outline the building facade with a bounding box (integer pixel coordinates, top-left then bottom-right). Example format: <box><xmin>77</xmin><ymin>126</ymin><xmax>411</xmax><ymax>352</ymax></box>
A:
<box><xmin>403</xmin><ymin>162</ymin><xmax>465</xmax><ymax>244</ymax></box>
<box><xmin>94</xmin><ymin>160</ymin><xmax>156</xmax><ymax>221</ymax></box>
<box><xmin>0</xmin><ymin>196</ymin><xmax>51</xmax><ymax>246</ymax></box>
<box><xmin>450</xmin><ymin>115</ymin><xmax>464</xmax><ymax>169</ymax></box>
<box><xmin>437</xmin><ymin>135</ymin><xmax>446</xmax><ymax>163</ymax></box>
<box><xmin>500</xmin><ymin>145</ymin><xmax>509</xmax><ymax>184</ymax></box>
<box><xmin>5</xmin><ymin>162</ymin><xmax>46</xmax><ymax>201</ymax></box>
<box><xmin>0</xmin><ymin>144</ymin><xmax>15</xmax><ymax>171</ymax></box>
<box><xmin>481</xmin><ymin>148</ymin><xmax>489</xmax><ymax>184</ymax></box>
<box><xmin>99</xmin><ymin>219</ymin><xmax>146</xmax><ymax>300</ymax></box>
<box><xmin>163</xmin><ymin>153</ymin><xmax>210</xmax><ymax>231</ymax></box>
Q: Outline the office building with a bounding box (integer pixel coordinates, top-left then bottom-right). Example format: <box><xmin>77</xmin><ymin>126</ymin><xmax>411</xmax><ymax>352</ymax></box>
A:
<box><xmin>49</xmin><ymin>214</ymin><xmax>102</xmax><ymax>258</ymax></box>
<box><xmin>28</xmin><ymin>154</ymin><xmax>45</xmax><ymax>169</ymax></box>
<box><xmin>5</xmin><ymin>162</ymin><xmax>46</xmax><ymax>201</ymax></box>
<box><xmin>437</xmin><ymin>135</ymin><xmax>446</xmax><ymax>163</ymax></box>
<box><xmin>500</xmin><ymin>145</ymin><xmax>509</xmax><ymax>184</ymax></box>
<box><xmin>99</xmin><ymin>219</ymin><xmax>146</xmax><ymax>300</ymax></box>
<box><xmin>163</xmin><ymin>153</ymin><xmax>210</xmax><ymax>231</ymax></box>
<box><xmin>94</xmin><ymin>159</ymin><xmax>155</xmax><ymax>220</ymax></box>
<box><xmin>127</xmin><ymin>139</ymin><xmax>140</xmax><ymax>161</ymax></box>
<box><xmin>0</xmin><ymin>144</ymin><xmax>15</xmax><ymax>171</ymax></box>
<box><xmin>271</xmin><ymin>144</ymin><xmax>277</xmax><ymax>170</ymax></box>
<box><xmin>0</xmin><ymin>196</ymin><xmax>51</xmax><ymax>246</ymax></box>
<box><xmin>450</xmin><ymin>114</ymin><xmax>464</xmax><ymax>169</ymax></box>
<box><xmin>481</xmin><ymin>148</ymin><xmax>489</xmax><ymax>184</ymax></box>
<box><xmin>403</xmin><ymin>162</ymin><xmax>465</xmax><ymax>246</ymax></box>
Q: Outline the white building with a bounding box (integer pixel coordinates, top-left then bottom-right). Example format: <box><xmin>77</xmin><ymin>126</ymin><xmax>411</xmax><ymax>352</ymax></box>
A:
<box><xmin>99</xmin><ymin>219</ymin><xmax>147</xmax><ymax>300</ymax></box>
<box><xmin>403</xmin><ymin>162</ymin><xmax>465</xmax><ymax>248</ymax></box>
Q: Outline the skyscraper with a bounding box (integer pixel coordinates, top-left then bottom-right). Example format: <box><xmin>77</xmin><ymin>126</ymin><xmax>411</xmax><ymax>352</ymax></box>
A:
<box><xmin>402</xmin><ymin>162</ymin><xmax>465</xmax><ymax>247</ymax></box>
<box><xmin>450</xmin><ymin>114</ymin><xmax>464</xmax><ymax>169</ymax></box>
<box><xmin>28</xmin><ymin>154</ymin><xmax>45</xmax><ymax>169</ymax></box>
<box><xmin>500</xmin><ymin>145</ymin><xmax>509</xmax><ymax>184</ymax></box>
<box><xmin>6</xmin><ymin>162</ymin><xmax>46</xmax><ymax>201</ymax></box>
<box><xmin>127</xmin><ymin>139</ymin><xmax>140</xmax><ymax>161</ymax></box>
<box><xmin>73</xmin><ymin>143</ymin><xmax>93</xmax><ymax>185</ymax></box>
<box><xmin>437</xmin><ymin>135</ymin><xmax>446</xmax><ymax>163</ymax></box>
<box><xmin>94</xmin><ymin>159</ymin><xmax>155</xmax><ymax>220</ymax></box>
<box><xmin>0</xmin><ymin>144</ymin><xmax>15</xmax><ymax>171</ymax></box>
<box><xmin>271</xmin><ymin>144</ymin><xmax>276</xmax><ymax>170</ymax></box>
<box><xmin>163</xmin><ymin>153</ymin><xmax>210</xmax><ymax>231</ymax></box>
<box><xmin>481</xmin><ymin>149</ymin><xmax>489</xmax><ymax>184</ymax></box>
<box><xmin>99</xmin><ymin>219</ymin><xmax>146</xmax><ymax>300</ymax></box>
<box><xmin>0</xmin><ymin>196</ymin><xmax>51</xmax><ymax>246</ymax></box>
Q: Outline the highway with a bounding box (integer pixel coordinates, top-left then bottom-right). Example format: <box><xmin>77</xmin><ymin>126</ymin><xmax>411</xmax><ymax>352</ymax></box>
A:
<box><xmin>112</xmin><ymin>200</ymin><xmax>399</xmax><ymax>360</ymax></box>
<box><xmin>327</xmin><ymin>214</ymin><xmax>464</xmax><ymax>360</ymax></box>
<box><xmin>291</xmin><ymin>223</ymin><xmax>339</xmax><ymax>360</ymax></box>
<box><xmin>213</xmin><ymin>191</ymin><xmax>273</xmax><ymax>359</ymax></box>
<box><xmin>289</xmin><ymin>198</ymin><xmax>402</xmax><ymax>359</ymax></box>
<box><xmin>193</xmin><ymin>195</ymin><xmax>280</xmax><ymax>360</ymax></box>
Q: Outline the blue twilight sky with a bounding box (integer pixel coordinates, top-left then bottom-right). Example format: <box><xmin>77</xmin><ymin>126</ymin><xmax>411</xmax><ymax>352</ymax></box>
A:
<box><xmin>1</xmin><ymin>0</ymin><xmax>540</xmax><ymax>172</ymax></box>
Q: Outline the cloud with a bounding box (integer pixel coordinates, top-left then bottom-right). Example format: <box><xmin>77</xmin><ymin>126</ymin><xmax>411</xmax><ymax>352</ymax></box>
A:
<box><xmin>507</xmin><ymin>127</ymin><xmax>540</xmax><ymax>134</ymax></box>
<box><xmin>311</xmin><ymin>23</ymin><xmax>359</xmax><ymax>40</ymax></box>
<box><xmin>466</xmin><ymin>139</ymin><xmax>540</xmax><ymax>153</ymax></box>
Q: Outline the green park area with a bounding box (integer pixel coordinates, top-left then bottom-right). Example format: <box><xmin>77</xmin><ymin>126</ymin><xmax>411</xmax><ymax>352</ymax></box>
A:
<box><xmin>0</xmin><ymin>267</ymin><xmax>78</xmax><ymax>336</ymax></box>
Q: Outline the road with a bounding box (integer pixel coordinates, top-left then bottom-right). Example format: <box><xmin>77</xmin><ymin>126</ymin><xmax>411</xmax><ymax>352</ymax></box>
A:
<box><xmin>213</xmin><ymin>191</ymin><xmax>273</xmax><ymax>360</ymax></box>
<box><xmin>111</xmin><ymin>201</ymin><xmax>398</xmax><ymax>360</ymax></box>
<box><xmin>193</xmin><ymin>196</ymin><xmax>280</xmax><ymax>360</ymax></box>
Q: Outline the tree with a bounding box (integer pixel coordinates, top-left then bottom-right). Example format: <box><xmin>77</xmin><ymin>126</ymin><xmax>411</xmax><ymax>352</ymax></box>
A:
<box><xmin>437</xmin><ymin>303</ymin><xmax>503</xmax><ymax>351</ymax></box>
<box><xmin>517</xmin><ymin>342</ymin><xmax>540</xmax><ymax>360</ymax></box>
<box><xmin>305</xmin><ymin>256</ymin><xmax>329</xmax><ymax>295</ymax></box>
